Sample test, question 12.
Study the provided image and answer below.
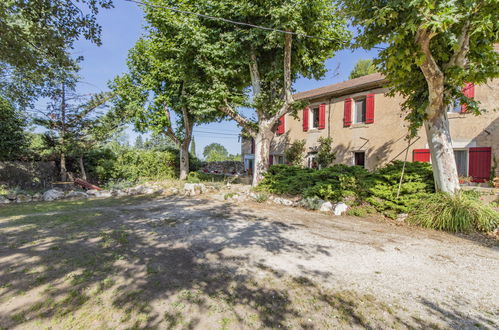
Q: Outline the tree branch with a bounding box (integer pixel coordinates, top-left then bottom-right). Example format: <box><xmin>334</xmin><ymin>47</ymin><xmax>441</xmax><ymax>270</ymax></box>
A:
<box><xmin>163</xmin><ymin>104</ymin><xmax>180</xmax><ymax>145</ymax></box>
<box><xmin>220</xmin><ymin>100</ymin><xmax>256</xmax><ymax>135</ymax></box>
<box><xmin>416</xmin><ymin>28</ymin><xmax>444</xmax><ymax>119</ymax></box>
<box><xmin>274</xmin><ymin>33</ymin><xmax>295</xmax><ymax>122</ymax></box>
<box><xmin>444</xmin><ymin>22</ymin><xmax>471</xmax><ymax>69</ymax></box>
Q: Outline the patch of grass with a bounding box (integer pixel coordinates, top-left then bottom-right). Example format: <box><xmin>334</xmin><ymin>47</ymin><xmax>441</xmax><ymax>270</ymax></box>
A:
<box><xmin>408</xmin><ymin>191</ymin><xmax>498</xmax><ymax>232</ymax></box>
<box><xmin>100</xmin><ymin>229</ymin><xmax>129</xmax><ymax>248</ymax></box>
<box><xmin>224</xmin><ymin>193</ymin><xmax>237</xmax><ymax>200</ymax></box>
<box><xmin>346</xmin><ymin>205</ymin><xmax>377</xmax><ymax>217</ymax></box>
<box><xmin>254</xmin><ymin>193</ymin><xmax>269</xmax><ymax>203</ymax></box>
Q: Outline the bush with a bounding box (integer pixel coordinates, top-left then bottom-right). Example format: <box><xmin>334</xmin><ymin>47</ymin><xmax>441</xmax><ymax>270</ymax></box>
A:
<box><xmin>187</xmin><ymin>171</ymin><xmax>226</xmax><ymax>183</ymax></box>
<box><xmin>284</xmin><ymin>140</ymin><xmax>306</xmax><ymax>166</ymax></box>
<box><xmin>408</xmin><ymin>191</ymin><xmax>498</xmax><ymax>232</ymax></box>
<box><xmin>299</xmin><ymin>197</ymin><xmax>324</xmax><ymax>210</ymax></box>
<box><xmin>258</xmin><ymin>161</ymin><xmax>435</xmax><ymax>217</ymax></box>
<box><xmin>316</xmin><ymin>137</ymin><xmax>336</xmax><ymax>169</ymax></box>
<box><xmin>366</xmin><ymin>161</ymin><xmax>435</xmax><ymax>216</ymax></box>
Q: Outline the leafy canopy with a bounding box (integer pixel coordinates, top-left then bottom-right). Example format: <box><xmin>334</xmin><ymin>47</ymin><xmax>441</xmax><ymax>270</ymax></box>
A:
<box><xmin>0</xmin><ymin>0</ymin><xmax>113</xmax><ymax>107</ymax></box>
<box><xmin>0</xmin><ymin>98</ymin><xmax>28</xmax><ymax>160</ymax></box>
<box><xmin>341</xmin><ymin>0</ymin><xmax>499</xmax><ymax>135</ymax></box>
<box><xmin>349</xmin><ymin>59</ymin><xmax>377</xmax><ymax>79</ymax></box>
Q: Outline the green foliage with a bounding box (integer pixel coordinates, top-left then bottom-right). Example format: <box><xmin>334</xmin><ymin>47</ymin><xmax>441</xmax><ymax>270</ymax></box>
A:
<box><xmin>299</xmin><ymin>197</ymin><xmax>324</xmax><ymax>211</ymax></box>
<box><xmin>346</xmin><ymin>205</ymin><xmax>376</xmax><ymax>217</ymax></box>
<box><xmin>342</xmin><ymin>0</ymin><xmax>499</xmax><ymax>135</ymax></box>
<box><xmin>284</xmin><ymin>140</ymin><xmax>306</xmax><ymax>166</ymax></box>
<box><xmin>0</xmin><ymin>98</ymin><xmax>28</xmax><ymax>160</ymax></box>
<box><xmin>254</xmin><ymin>193</ymin><xmax>269</xmax><ymax>203</ymax></box>
<box><xmin>190</xmin><ymin>137</ymin><xmax>196</xmax><ymax>156</ymax></box>
<box><xmin>203</xmin><ymin>143</ymin><xmax>229</xmax><ymax>162</ymax></box>
<box><xmin>95</xmin><ymin>148</ymin><xmax>177</xmax><ymax>183</ymax></box>
<box><xmin>349</xmin><ymin>59</ymin><xmax>377</xmax><ymax>80</ymax></box>
<box><xmin>0</xmin><ymin>0</ymin><xmax>113</xmax><ymax>107</ymax></box>
<box><xmin>366</xmin><ymin>162</ymin><xmax>435</xmax><ymax>216</ymax></box>
<box><xmin>408</xmin><ymin>192</ymin><xmax>498</xmax><ymax>233</ymax></box>
<box><xmin>186</xmin><ymin>171</ymin><xmax>224</xmax><ymax>183</ymax></box>
<box><xmin>259</xmin><ymin>161</ymin><xmax>436</xmax><ymax>216</ymax></box>
<box><xmin>316</xmin><ymin>137</ymin><xmax>336</xmax><ymax>169</ymax></box>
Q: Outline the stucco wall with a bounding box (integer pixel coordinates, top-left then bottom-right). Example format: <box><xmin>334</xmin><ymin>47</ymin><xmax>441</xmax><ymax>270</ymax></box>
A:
<box><xmin>242</xmin><ymin>78</ymin><xmax>498</xmax><ymax>176</ymax></box>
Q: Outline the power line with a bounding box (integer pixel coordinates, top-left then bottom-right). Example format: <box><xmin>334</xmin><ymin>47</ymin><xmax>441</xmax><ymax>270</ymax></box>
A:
<box><xmin>125</xmin><ymin>0</ymin><xmax>345</xmax><ymax>43</ymax></box>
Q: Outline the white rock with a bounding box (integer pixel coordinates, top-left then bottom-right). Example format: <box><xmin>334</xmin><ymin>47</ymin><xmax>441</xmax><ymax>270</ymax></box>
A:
<box><xmin>86</xmin><ymin>189</ymin><xmax>99</xmax><ymax>196</ymax></box>
<box><xmin>113</xmin><ymin>189</ymin><xmax>128</xmax><ymax>197</ymax></box>
<box><xmin>95</xmin><ymin>190</ymin><xmax>112</xmax><ymax>198</ymax></box>
<box><xmin>0</xmin><ymin>196</ymin><xmax>11</xmax><ymax>204</ymax></box>
<box><xmin>273</xmin><ymin>197</ymin><xmax>294</xmax><ymax>206</ymax></box>
<box><xmin>396</xmin><ymin>213</ymin><xmax>408</xmax><ymax>222</ymax></box>
<box><xmin>43</xmin><ymin>189</ymin><xmax>65</xmax><ymax>201</ymax></box>
<box><xmin>184</xmin><ymin>183</ymin><xmax>206</xmax><ymax>196</ymax></box>
<box><xmin>16</xmin><ymin>194</ymin><xmax>32</xmax><ymax>203</ymax></box>
<box><xmin>65</xmin><ymin>191</ymin><xmax>89</xmax><ymax>199</ymax></box>
<box><xmin>168</xmin><ymin>187</ymin><xmax>179</xmax><ymax>195</ymax></box>
<box><xmin>319</xmin><ymin>201</ymin><xmax>333</xmax><ymax>212</ymax></box>
<box><xmin>333</xmin><ymin>202</ymin><xmax>349</xmax><ymax>216</ymax></box>
<box><xmin>6</xmin><ymin>193</ymin><xmax>17</xmax><ymax>201</ymax></box>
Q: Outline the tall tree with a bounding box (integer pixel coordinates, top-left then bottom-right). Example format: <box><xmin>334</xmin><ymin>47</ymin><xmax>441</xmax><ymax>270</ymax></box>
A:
<box><xmin>0</xmin><ymin>97</ymin><xmax>28</xmax><ymax>160</ymax></box>
<box><xmin>342</xmin><ymin>0</ymin><xmax>499</xmax><ymax>193</ymax></box>
<box><xmin>135</xmin><ymin>135</ymin><xmax>144</xmax><ymax>149</ymax></box>
<box><xmin>111</xmin><ymin>6</ymin><xmax>242</xmax><ymax>180</ymax></box>
<box><xmin>349</xmin><ymin>59</ymin><xmax>377</xmax><ymax>79</ymax></box>
<box><xmin>0</xmin><ymin>0</ymin><xmax>113</xmax><ymax>107</ymax></box>
<box><xmin>160</xmin><ymin>0</ymin><xmax>350</xmax><ymax>185</ymax></box>
<box><xmin>203</xmin><ymin>143</ymin><xmax>229</xmax><ymax>162</ymax></box>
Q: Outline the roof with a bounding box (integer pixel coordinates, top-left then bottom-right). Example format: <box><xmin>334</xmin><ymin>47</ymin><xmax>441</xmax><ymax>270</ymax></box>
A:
<box><xmin>293</xmin><ymin>72</ymin><xmax>387</xmax><ymax>101</ymax></box>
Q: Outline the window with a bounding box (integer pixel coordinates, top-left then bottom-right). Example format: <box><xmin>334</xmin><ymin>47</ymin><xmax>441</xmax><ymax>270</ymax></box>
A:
<box><xmin>448</xmin><ymin>100</ymin><xmax>461</xmax><ymax>113</ymax></box>
<box><xmin>454</xmin><ymin>150</ymin><xmax>468</xmax><ymax>177</ymax></box>
<box><xmin>354</xmin><ymin>151</ymin><xmax>365</xmax><ymax>167</ymax></box>
<box><xmin>354</xmin><ymin>98</ymin><xmax>366</xmax><ymax>123</ymax></box>
<box><xmin>274</xmin><ymin>155</ymin><xmax>284</xmax><ymax>165</ymax></box>
<box><xmin>307</xmin><ymin>153</ymin><xmax>318</xmax><ymax>169</ymax></box>
<box><xmin>310</xmin><ymin>107</ymin><xmax>320</xmax><ymax>129</ymax></box>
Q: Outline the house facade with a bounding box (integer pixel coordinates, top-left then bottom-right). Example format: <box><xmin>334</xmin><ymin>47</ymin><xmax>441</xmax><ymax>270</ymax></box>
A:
<box><xmin>242</xmin><ymin>73</ymin><xmax>498</xmax><ymax>182</ymax></box>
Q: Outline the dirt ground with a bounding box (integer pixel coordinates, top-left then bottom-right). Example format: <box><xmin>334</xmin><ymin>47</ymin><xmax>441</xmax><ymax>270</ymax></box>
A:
<box><xmin>0</xmin><ymin>193</ymin><xmax>497</xmax><ymax>329</ymax></box>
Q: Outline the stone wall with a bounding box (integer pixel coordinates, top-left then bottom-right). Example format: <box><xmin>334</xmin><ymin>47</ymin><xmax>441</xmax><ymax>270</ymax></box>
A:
<box><xmin>201</xmin><ymin>161</ymin><xmax>245</xmax><ymax>175</ymax></box>
<box><xmin>0</xmin><ymin>161</ymin><xmax>57</xmax><ymax>189</ymax></box>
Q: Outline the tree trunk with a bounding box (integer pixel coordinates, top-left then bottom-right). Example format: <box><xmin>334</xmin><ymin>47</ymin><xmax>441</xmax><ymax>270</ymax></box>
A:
<box><xmin>78</xmin><ymin>155</ymin><xmax>87</xmax><ymax>181</ymax></box>
<box><xmin>179</xmin><ymin>141</ymin><xmax>190</xmax><ymax>180</ymax></box>
<box><xmin>60</xmin><ymin>152</ymin><xmax>67</xmax><ymax>182</ymax></box>
<box><xmin>424</xmin><ymin>106</ymin><xmax>460</xmax><ymax>193</ymax></box>
<box><xmin>252</xmin><ymin>126</ymin><xmax>273</xmax><ymax>187</ymax></box>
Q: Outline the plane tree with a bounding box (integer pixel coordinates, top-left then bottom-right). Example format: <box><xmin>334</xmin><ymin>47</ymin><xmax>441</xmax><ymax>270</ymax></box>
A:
<box><xmin>110</xmin><ymin>8</ymin><xmax>243</xmax><ymax>180</ymax></box>
<box><xmin>163</xmin><ymin>0</ymin><xmax>350</xmax><ymax>185</ymax></box>
<box><xmin>341</xmin><ymin>0</ymin><xmax>499</xmax><ymax>193</ymax></box>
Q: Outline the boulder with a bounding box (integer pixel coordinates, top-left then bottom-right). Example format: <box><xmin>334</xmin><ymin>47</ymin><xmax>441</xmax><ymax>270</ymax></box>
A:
<box><xmin>396</xmin><ymin>213</ymin><xmax>408</xmax><ymax>223</ymax></box>
<box><xmin>65</xmin><ymin>191</ymin><xmax>89</xmax><ymax>199</ymax></box>
<box><xmin>86</xmin><ymin>189</ymin><xmax>99</xmax><ymax>196</ymax></box>
<box><xmin>112</xmin><ymin>189</ymin><xmax>128</xmax><ymax>197</ymax></box>
<box><xmin>16</xmin><ymin>194</ymin><xmax>32</xmax><ymax>203</ymax></box>
<box><xmin>32</xmin><ymin>193</ymin><xmax>43</xmax><ymax>202</ymax></box>
<box><xmin>0</xmin><ymin>196</ymin><xmax>11</xmax><ymax>204</ymax></box>
<box><xmin>333</xmin><ymin>202</ymin><xmax>349</xmax><ymax>216</ymax></box>
<box><xmin>273</xmin><ymin>197</ymin><xmax>294</xmax><ymax>206</ymax></box>
<box><xmin>6</xmin><ymin>193</ymin><xmax>17</xmax><ymax>201</ymax></box>
<box><xmin>184</xmin><ymin>183</ymin><xmax>206</xmax><ymax>197</ymax></box>
<box><xmin>319</xmin><ymin>201</ymin><xmax>333</xmax><ymax>212</ymax></box>
<box><xmin>43</xmin><ymin>189</ymin><xmax>65</xmax><ymax>201</ymax></box>
<box><xmin>94</xmin><ymin>190</ymin><xmax>112</xmax><ymax>198</ymax></box>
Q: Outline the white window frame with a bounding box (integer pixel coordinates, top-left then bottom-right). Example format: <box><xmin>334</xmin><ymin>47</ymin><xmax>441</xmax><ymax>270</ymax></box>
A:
<box><xmin>453</xmin><ymin>148</ymin><xmax>469</xmax><ymax>177</ymax></box>
<box><xmin>353</xmin><ymin>97</ymin><xmax>367</xmax><ymax>124</ymax></box>
<box><xmin>307</xmin><ymin>154</ymin><xmax>317</xmax><ymax>168</ymax></box>
<box><xmin>309</xmin><ymin>106</ymin><xmax>320</xmax><ymax>129</ymax></box>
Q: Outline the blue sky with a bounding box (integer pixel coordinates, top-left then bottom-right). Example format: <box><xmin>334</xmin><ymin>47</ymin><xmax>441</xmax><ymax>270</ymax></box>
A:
<box><xmin>68</xmin><ymin>1</ymin><xmax>379</xmax><ymax>157</ymax></box>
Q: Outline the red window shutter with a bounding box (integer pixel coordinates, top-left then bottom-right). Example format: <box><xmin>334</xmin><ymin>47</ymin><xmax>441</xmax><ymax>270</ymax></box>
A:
<box><xmin>277</xmin><ymin>115</ymin><xmax>285</xmax><ymax>135</ymax></box>
<box><xmin>303</xmin><ymin>107</ymin><xmax>309</xmax><ymax>132</ymax></box>
<box><xmin>469</xmin><ymin>147</ymin><xmax>491</xmax><ymax>182</ymax></box>
<box><xmin>413</xmin><ymin>149</ymin><xmax>430</xmax><ymax>162</ymax></box>
<box><xmin>318</xmin><ymin>103</ymin><xmax>326</xmax><ymax>129</ymax></box>
<box><xmin>366</xmin><ymin>94</ymin><xmax>375</xmax><ymax>124</ymax></box>
<box><xmin>461</xmin><ymin>82</ymin><xmax>475</xmax><ymax>113</ymax></box>
<box><xmin>250</xmin><ymin>138</ymin><xmax>255</xmax><ymax>154</ymax></box>
<box><xmin>343</xmin><ymin>98</ymin><xmax>352</xmax><ymax>127</ymax></box>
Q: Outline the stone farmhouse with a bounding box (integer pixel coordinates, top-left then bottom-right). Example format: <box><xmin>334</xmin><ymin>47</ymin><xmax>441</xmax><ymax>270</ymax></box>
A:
<box><xmin>241</xmin><ymin>73</ymin><xmax>498</xmax><ymax>182</ymax></box>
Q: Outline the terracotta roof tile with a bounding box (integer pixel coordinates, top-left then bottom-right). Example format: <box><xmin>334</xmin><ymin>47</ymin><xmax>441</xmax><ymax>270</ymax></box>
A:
<box><xmin>293</xmin><ymin>72</ymin><xmax>387</xmax><ymax>101</ymax></box>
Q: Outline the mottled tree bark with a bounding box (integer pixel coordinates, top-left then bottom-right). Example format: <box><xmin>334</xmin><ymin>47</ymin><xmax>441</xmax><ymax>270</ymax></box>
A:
<box><xmin>252</xmin><ymin>124</ymin><xmax>273</xmax><ymax>186</ymax></box>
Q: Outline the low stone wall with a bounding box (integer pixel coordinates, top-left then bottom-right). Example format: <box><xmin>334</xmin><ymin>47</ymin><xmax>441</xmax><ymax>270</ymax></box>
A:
<box><xmin>201</xmin><ymin>161</ymin><xmax>245</xmax><ymax>175</ymax></box>
<box><xmin>0</xmin><ymin>161</ymin><xmax>57</xmax><ymax>189</ymax></box>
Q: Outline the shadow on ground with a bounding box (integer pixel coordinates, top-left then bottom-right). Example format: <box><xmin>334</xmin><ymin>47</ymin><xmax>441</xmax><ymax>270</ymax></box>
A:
<box><xmin>0</xmin><ymin>195</ymin><xmax>495</xmax><ymax>329</ymax></box>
